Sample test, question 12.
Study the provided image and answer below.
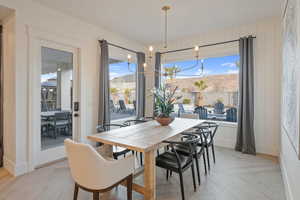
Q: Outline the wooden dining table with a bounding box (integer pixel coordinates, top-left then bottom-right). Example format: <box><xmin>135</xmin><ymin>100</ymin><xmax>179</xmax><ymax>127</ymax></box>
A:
<box><xmin>87</xmin><ymin>118</ymin><xmax>205</xmax><ymax>200</ymax></box>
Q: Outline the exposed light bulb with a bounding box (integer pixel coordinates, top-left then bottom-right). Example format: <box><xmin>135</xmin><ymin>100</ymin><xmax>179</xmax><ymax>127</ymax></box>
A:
<box><xmin>127</xmin><ymin>54</ymin><xmax>132</xmax><ymax>60</ymax></box>
<box><xmin>194</xmin><ymin>46</ymin><xmax>199</xmax><ymax>51</ymax></box>
<box><xmin>149</xmin><ymin>46</ymin><xmax>154</xmax><ymax>52</ymax></box>
<box><xmin>143</xmin><ymin>63</ymin><xmax>147</xmax><ymax>68</ymax></box>
<box><xmin>57</xmin><ymin>68</ymin><xmax>61</xmax><ymax>72</ymax></box>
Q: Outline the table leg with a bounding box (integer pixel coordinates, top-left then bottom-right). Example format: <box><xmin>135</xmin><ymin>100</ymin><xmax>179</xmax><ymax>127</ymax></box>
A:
<box><xmin>144</xmin><ymin>150</ymin><xmax>156</xmax><ymax>200</ymax></box>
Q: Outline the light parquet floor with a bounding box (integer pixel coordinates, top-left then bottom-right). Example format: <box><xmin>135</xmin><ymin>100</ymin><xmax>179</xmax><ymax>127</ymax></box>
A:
<box><xmin>0</xmin><ymin>147</ymin><xmax>286</xmax><ymax>200</ymax></box>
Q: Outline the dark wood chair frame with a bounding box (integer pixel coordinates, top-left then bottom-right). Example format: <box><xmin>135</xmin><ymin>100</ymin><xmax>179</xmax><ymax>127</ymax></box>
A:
<box><xmin>195</xmin><ymin>122</ymin><xmax>219</xmax><ymax>170</ymax></box>
<box><xmin>175</xmin><ymin>130</ymin><xmax>208</xmax><ymax>185</ymax></box>
<box><xmin>156</xmin><ymin>133</ymin><xmax>200</xmax><ymax>200</ymax></box>
<box><xmin>73</xmin><ymin>174</ymin><xmax>133</xmax><ymax>200</ymax></box>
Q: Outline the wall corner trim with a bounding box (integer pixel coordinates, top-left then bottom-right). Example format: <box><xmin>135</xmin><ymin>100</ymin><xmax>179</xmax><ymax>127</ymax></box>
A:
<box><xmin>280</xmin><ymin>153</ymin><xmax>294</xmax><ymax>200</ymax></box>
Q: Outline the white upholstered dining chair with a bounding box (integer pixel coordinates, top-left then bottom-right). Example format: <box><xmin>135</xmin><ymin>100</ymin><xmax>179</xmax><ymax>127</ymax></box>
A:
<box><xmin>64</xmin><ymin>139</ymin><xmax>134</xmax><ymax>200</ymax></box>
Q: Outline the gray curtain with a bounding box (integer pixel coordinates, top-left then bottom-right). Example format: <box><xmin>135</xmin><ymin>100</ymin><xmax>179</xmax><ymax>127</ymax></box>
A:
<box><xmin>136</xmin><ymin>52</ymin><xmax>146</xmax><ymax>118</ymax></box>
<box><xmin>154</xmin><ymin>52</ymin><xmax>161</xmax><ymax>88</ymax></box>
<box><xmin>98</xmin><ymin>40</ymin><xmax>110</xmax><ymax>127</ymax></box>
<box><xmin>235</xmin><ymin>36</ymin><xmax>256</xmax><ymax>155</ymax></box>
<box><xmin>0</xmin><ymin>26</ymin><xmax>2</xmax><ymax>167</ymax></box>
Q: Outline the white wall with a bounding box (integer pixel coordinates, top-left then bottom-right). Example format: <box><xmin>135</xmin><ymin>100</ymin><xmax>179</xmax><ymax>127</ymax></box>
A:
<box><xmin>280</xmin><ymin>1</ymin><xmax>300</xmax><ymax>200</ymax></box>
<box><xmin>0</xmin><ymin>0</ymin><xmax>144</xmax><ymax>176</ymax></box>
<box><xmin>146</xmin><ymin>17</ymin><xmax>282</xmax><ymax>156</ymax></box>
<box><xmin>2</xmin><ymin>12</ymin><xmax>17</xmax><ymax>174</ymax></box>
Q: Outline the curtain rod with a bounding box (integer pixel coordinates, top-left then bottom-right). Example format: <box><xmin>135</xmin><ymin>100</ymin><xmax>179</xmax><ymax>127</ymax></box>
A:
<box><xmin>99</xmin><ymin>40</ymin><xmax>139</xmax><ymax>54</ymax></box>
<box><xmin>160</xmin><ymin>36</ymin><xmax>256</xmax><ymax>55</ymax></box>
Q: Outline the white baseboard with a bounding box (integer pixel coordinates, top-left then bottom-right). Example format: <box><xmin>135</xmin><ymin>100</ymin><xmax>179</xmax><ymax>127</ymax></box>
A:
<box><xmin>280</xmin><ymin>154</ymin><xmax>294</xmax><ymax>200</ymax></box>
<box><xmin>3</xmin><ymin>156</ymin><xmax>28</xmax><ymax>176</ymax></box>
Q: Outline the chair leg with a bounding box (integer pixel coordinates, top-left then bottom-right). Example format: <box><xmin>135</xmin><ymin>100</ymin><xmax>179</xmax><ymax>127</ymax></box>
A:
<box><xmin>191</xmin><ymin>163</ymin><xmax>197</xmax><ymax>192</ymax></box>
<box><xmin>127</xmin><ymin>175</ymin><xmax>133</xmax><ymax>200</ymax></box>
<box><xmin>206</xmin><ymin>146</ymin><xmax>210</xmax><ymax>170</ymax></box>
<box><xmin>179</xmin><ymin>171</ymin><xmax>185</xmax><ymax>200</ymax></box>
<box><xmin>93</xmin><ymin>192</ymin><xmax>99</xmax><ymax>200</ymax></box>
<box><xmin>166</xmin><ymin>170</ymin><xmax>169</xmax><ymax>181</ymax></box>
<box><xmin>73</xmin><ymin>183</ymin><xmax>79</xmax><ymax>200</ymax></box>
<box><xmin>212</xmin><ymin>143</ymin><xmax>216</xmax><ymax>163</ymax></box>
<box><xmin>202</xmin><ymin>153</ymin><xmax>208</xmax><ymax>175</ymax></box>
<box><xmin>194</xmin><ymin>155</ymin><xmax>201</xmax><ymax>185</ymax></box>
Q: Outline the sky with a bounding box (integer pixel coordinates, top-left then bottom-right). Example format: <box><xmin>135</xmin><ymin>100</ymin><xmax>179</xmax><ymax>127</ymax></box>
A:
<box><xmin>109</xmin><ymin>55</ymin><xmax>239</xmax><ymax>80</ymax></box>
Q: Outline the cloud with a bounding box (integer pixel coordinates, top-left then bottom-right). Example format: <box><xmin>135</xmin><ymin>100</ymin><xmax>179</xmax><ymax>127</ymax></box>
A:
<box><xmin>222</xmin><ymin>62</ymin><xmax>237</xmax><ymax>68</ymax></box>
<box><xmin>195</xmin><ymin>68</ymin><xmax>212</xmax><ymax>76</ymax></box>
<box><xmin>226</xmin><ymin>69</ymin><xmax>239</xmax><ymax>74</ymax></box>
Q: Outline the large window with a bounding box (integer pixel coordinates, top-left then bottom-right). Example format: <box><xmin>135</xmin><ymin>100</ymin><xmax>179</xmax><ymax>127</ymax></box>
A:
<box><xmin>162</xmin><ymin>55</ymin><xmax>239</xmax><ymax>122</ymax></box>
<box><xmin>109</xmin><ymin>59</ymin><xmax>137</xmax><ymax>121</ymax></box>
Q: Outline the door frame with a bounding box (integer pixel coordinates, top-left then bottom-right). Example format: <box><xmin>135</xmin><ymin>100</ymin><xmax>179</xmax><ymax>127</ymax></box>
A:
<box><xmin>27</xmin><ymin>27</ymin><xmax>81</xmax><ymax>170</ymax></box>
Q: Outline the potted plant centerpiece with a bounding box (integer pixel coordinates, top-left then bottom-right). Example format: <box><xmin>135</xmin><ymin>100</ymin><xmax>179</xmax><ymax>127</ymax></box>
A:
<box><xmin>153</xmin><ymin>85</ymin><xmax>182</xmax><ymax>126</ymax></box>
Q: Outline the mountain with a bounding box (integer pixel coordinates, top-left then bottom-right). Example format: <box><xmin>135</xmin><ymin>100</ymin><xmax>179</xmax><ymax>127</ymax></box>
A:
<box><xmin>111</xmin><ymin>74</ymin><xmax>135</xmax><ymax>84</ymax></box>
<box><xmin>110</xmin><ymin>73</ymin><xmax>238</xmax><ymax>93</ymax></box>
<box><xmin>166</xmin><ymin>74</ymin><xmax>238</xmax><ymax>93</ymax></box>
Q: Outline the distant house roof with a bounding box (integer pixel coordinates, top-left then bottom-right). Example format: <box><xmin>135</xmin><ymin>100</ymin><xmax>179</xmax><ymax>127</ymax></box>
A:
<box><xmin>42</xmin><ymin>81</ymin><xmax>56</xmax><ymax>87</ymax></box>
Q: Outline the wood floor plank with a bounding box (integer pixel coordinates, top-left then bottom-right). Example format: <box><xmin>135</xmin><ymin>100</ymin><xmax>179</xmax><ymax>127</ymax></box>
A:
<box><xmin>0</xmin><ymin>147</ymin><xmax>286</xmax><ymax>200</ymax></box>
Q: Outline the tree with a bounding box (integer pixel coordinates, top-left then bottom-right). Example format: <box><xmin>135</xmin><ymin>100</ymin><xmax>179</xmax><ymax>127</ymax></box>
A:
<box><xmin>110</xmin><ymin>88</ymin><xmax>118</xmax><ymax>95</ymax></box>
<box><xmin>194</xmin><ymin>80</ymin><xmax>208</xmax><ymax>106</ymax></box>
<box><xmin>123</xmin><ymin>88</ymin><xmax>132</xmax><ymax>104</ymax></box>
<box><xmin>194</xmin><ymin>80</ymin><xmax>208</xmax><ymax>91</ymax></box>
<box><xmin>163</xmin><ymin>65</ymin><xmax>181</xmax><ymax>80</ymax></box>
<box><xmin>110</xmin><ymin>88</ymin><xmax>119</xmax><ymax>102</ymax></box>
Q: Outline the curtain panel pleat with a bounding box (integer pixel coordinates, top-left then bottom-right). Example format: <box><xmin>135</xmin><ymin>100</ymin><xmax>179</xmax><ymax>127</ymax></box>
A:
<box><xmin>98</xmin><ymin>40</ymin><xmax>110</xmax><ymax>128</ymax></box>
<box><xmin>0</xmin><ymin>26</ymin><xmax>3</xmax><ymax>167</ymax></box>
<box><xmin>235</xmin><ymin>36</ymin><xmax>256</xmax><ymax>155</ymax></box>
<box><xmin>136</xmin><ymin>52</ymin><xmax>146</xmax><ymax>118</ymax></box>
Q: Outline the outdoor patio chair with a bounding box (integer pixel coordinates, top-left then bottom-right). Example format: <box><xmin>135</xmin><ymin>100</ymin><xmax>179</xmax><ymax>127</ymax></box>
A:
<box><xmin>214</xmin><ymin>102</ymin><xmax>225</xmax><ymax>114</ymax></box>
<box><xmin>194</xmin><ymin>106</ymin><xmax>208</xmax><ymax>119</ymax></box>
<box><xmin>226</xmin><ymin>107</ymin><xmax>237</xmax><ymax>122</ymax></box>
<box><xmin>118</xmin><ymin>100</ymin><xmax>129</xmax><ymax>113</ymax></box>
<box><xmin>53</xmin><ymin>111</ymin><xmax>70</xmax><ymax>138</ymax></box>
<box><xmin>109</xmin><ymin>100</ymin><xmax>116</xmax><ymax>113</ymax></box>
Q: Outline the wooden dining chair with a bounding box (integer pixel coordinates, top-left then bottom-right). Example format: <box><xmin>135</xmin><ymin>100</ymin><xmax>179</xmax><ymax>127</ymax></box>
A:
<box><xmin>64</xmin><ymin>139</ymin><xmax>134</xmax><ymax>200</ymax></box>
<box><xmin>156</xmin><ymin>133</ymin><xmax>200</xmax><ymax>200</ymax></box>
<box><xmin>174</xmin><ymin>130</ymin><xmax>207</xmax><ymax>184</ymax></box>
<box><xmin>195</xmin><ymin>122</ymin><xmax>219</xmax><ymax>170</ymax></box>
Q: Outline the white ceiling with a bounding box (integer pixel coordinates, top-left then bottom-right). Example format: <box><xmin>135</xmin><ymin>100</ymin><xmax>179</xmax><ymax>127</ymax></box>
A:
<box><xmin>33</xmin><ymin>0</ymin><xmax>283</xmax><ymax>45</ymax></box>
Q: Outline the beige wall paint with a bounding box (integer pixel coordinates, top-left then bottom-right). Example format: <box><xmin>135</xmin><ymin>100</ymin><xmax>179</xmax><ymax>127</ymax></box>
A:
<box><xmin>146</xmin><ymin>17</ymin><xmax>282</xmax><ymax>156</ymax></box>
<box><xmin>0</xmin><ymin>0</ymin><xmax>144</xmax><ymax>176</ymax></box>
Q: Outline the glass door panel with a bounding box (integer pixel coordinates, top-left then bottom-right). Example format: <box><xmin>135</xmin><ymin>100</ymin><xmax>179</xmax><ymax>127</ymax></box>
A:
<box><xmin>40</xmin><ymin>47</ymin><xmax>73</xmax><ymax>150</ymax></box>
